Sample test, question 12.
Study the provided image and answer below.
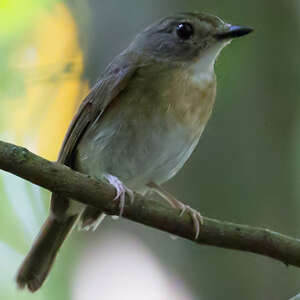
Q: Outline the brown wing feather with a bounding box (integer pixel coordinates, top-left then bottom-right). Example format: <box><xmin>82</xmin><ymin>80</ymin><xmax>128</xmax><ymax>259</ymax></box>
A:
<box><xmin>51</xmin><ymin>53</ymin><xmax>139</xmax><ymax>216</ymax></box>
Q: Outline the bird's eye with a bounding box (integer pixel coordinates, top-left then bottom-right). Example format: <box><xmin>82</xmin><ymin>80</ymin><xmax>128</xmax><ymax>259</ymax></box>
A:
<box><xmin>176</xmin><ymin>22</ymin><xmax>194</xmax><ymax>40</ymax></box>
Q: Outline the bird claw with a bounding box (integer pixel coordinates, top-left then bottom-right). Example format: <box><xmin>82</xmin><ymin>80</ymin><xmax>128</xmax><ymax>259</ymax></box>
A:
<box><xmin>105</xmin><ymin>175</ymin><xmax>134</xmax><ymax>216</ymax></box>
<box><xmin>79</xmin><ymin>213</ymin><xmax>106</xmax><ymax>232</ymax></box>
<box><xmin>177</xmin><ymin>203</ymin><xmax>203</xmax><ymax>239</ymax></box>
<box><xmin>148</xmin><ymin>182</ymin><xmax>203</xmax><ymax>240</ymax></box>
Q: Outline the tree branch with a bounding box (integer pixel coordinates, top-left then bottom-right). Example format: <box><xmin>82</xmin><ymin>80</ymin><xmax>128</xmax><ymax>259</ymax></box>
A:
<box><xmin>0</xmin><ymin>139</ymin><xmax>300</xmax><ymax>267</ymax></box>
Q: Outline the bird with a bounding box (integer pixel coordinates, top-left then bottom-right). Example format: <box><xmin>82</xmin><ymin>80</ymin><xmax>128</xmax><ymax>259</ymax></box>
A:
<box><xmin>16</xmin><ymin>12</ymin><xmax>253</xmax><ymax>292</ymax></box>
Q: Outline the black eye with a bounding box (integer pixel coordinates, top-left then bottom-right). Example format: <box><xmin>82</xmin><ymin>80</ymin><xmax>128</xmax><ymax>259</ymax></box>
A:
<box><xmin>176</xmin><ymin>22</ymin><xmax>194</xmax><ymax>40</ymax></box>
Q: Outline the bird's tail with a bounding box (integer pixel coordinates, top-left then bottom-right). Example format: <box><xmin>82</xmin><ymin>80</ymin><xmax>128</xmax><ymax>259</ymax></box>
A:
<box><xmin>16</xmin><ymin>214</ymin><xmax>77</xmax><ymax>292</ymax></box>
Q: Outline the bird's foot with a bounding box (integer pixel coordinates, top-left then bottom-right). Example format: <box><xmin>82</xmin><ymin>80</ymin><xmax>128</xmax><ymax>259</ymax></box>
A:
<box><xmin>148</xmin><ymin>182</ymin><xmax>203</xmax><ymax>239</ymax></box>
<box><xmin>79</xmin><ymin>212</ymin><xmax>106</xmax><ymax>232</ymax></box>
<box><xmin>105</xmin><ymin>175</ymin><xmax>134</xmax><ymax>216</ymax></box>
<box><xmin>176</xmin><ymin>202</ymin><xmax>203</xmax><ymax>239</ymax></box>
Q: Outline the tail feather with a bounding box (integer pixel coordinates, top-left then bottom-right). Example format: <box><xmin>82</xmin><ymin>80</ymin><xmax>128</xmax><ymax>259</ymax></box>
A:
<box><xmin>16</xmin><ymin>214</ymin><xmax>77</xmax><ymax>292</ymax></box>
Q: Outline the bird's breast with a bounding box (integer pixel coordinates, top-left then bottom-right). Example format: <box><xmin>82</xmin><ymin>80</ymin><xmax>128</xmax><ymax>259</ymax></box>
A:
<box><xmin>154</xmin><ymin>66</ymin><xmax>217</xmax><ymax>137</ymax></box>
<box><xmin>75</xmin><ymin>63</ymin><xmax>217</xmax><ymax>189</ymax></box>
<box><xmin>126</xmin><ymin>63</ymin><xmax>217</xmax><ymax>140</ymax></box>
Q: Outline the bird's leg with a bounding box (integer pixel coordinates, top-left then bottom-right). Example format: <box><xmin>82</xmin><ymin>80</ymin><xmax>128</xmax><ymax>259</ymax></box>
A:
<box><xmin>104</xmin><ymin>174</ymin><xmax>134</xmax><ymax>216</ymax></box>
<box><xmin>148</xmin><ymin>182</ymin><xmax>203</xmax><ymax>239</ymax></box>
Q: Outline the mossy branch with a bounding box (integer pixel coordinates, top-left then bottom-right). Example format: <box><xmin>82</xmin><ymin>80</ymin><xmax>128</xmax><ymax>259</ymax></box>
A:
<box><xmin>0</xmin><ymin>140</ymin><xmax>300</xmax><ymax>267</ymax></box>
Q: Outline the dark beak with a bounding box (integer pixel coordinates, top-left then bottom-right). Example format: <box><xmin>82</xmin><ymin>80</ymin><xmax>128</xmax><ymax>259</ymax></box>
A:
<box><xmin>215</xmin><ymin>25</ymin><xmax>254</xmax><ymax>40</ymax></box>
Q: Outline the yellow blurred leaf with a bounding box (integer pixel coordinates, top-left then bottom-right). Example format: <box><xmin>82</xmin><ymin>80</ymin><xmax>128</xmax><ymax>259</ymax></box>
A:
<box><xmin>3</xmin><ymin>3</ymin><xmax>89</xmax><ymax>160</ymax></box>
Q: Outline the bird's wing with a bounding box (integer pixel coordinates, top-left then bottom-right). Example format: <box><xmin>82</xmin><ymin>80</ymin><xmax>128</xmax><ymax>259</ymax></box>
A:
<box><xmin>51</xmin><ymin>52</ymin><xmax>140</xmax><ymax>216</ymax></box>
<box><xmin>57</xmin><ymin>53</ymin><xmax>139</xmax><ymax>166</ymax></box>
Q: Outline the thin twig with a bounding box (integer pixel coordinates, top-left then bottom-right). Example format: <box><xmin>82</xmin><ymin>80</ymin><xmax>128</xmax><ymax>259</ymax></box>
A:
<box><xmin>0</xmin><ymin>140</ymin><xmax>300</xmax><ymax>267</ymax></box>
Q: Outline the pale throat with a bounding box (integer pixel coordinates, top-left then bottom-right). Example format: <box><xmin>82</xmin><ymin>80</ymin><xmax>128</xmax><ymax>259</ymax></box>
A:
<box><xmin>189</xmin><ymin>41</ymin><xmax>230</xmax><ymax>87</ymax></box>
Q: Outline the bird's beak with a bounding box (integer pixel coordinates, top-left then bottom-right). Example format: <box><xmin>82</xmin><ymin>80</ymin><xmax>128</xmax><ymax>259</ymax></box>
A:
<box><xmin>215</xmin><ymin>25</ymin><xmax>254</xmax><ymax>40</ymax></box>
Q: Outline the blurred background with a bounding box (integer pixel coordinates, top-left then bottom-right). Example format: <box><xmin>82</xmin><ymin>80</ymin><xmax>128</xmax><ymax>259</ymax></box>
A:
<box><xmin>0</xmin><ymin>0</ymin><xmax>300</xmax><ymax>299</ymax></box>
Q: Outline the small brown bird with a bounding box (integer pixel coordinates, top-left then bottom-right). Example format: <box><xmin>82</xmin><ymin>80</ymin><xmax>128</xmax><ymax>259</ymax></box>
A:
<box><xmin>16</xmin><ymin>12</ymin><xmax>252</xmax><ymax>292</ymax></box>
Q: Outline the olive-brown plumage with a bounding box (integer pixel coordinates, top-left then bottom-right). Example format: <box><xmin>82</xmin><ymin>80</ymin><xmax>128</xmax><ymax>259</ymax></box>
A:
<box><xmin>16</xmin><ymin>12</ymin><xmax>252</xmax><ymax>292</ymax></box>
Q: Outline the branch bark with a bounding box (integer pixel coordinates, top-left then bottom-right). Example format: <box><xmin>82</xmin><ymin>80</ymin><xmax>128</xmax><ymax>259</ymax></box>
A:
<box><xmin>0</xmin><ymin>139</ymin><xmax>300</xmax><ymax>268</ymax></box>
